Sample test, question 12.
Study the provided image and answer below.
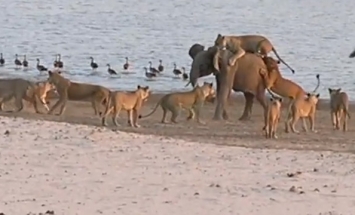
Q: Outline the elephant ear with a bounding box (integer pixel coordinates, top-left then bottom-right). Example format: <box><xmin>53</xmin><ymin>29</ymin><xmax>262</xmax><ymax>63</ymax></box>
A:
<box><xmin>228</xmin><ymin>48</ymin><xmax>245</xmax><ymax>66</ymax></box>
<box><xmin>188</xmin><ymin>43</ymin><xmax>205</xmax><ymax>60</ymax></box>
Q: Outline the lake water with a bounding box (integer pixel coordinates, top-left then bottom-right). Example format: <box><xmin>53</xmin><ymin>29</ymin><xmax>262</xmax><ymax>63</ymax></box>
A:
<box><xmin>1</xmin><ymin>0</ymin><xmax>355</xmax><ymax>99</ymax></box>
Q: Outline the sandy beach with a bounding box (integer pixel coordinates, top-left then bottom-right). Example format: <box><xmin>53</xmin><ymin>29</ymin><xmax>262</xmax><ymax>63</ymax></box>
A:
<box><xmin>1</xmin><ymin>93</ymin><xmax>355</xmax><ymax>214</ymax></box>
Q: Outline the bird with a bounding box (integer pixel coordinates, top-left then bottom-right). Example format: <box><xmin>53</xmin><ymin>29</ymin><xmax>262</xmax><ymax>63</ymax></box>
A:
<box><xmin>53</xmin><ymin>55</ymin><xmax>58</xmax><ymax>67</ymax></box>
<box><xmin>148</xmin><ymin>61</ymin><xmax>159</xmax><ymax>73</ymax></box>
<box><xmin>123</xmin><ymin>57</ymin><xmax>129</xmax><ymax>70</ymax></box>
<box><xmin>90</xmin><ymin>57</ymin><xmax>98</xmax><ymax>69</ymax></box>
<box><xmin>107</xmin><ymin>64</ymin><xmax>117</xmax><ymax>75</ymax></box>
<box><xmin>158</xmin><ymin>59</ymin><xmax>164</xmax><ymax>72</ymax></box>
<box><xmin>57</xmin><ymin>54</ymin><xmax>64</xmax><ymax>68</ymax></box>
<box><xmin>350</xmin><ymin>49</ymin><xmax>355</xmax><ymax>58</ymax></box>
<box><xmin>22</xmin><ymin>55</ymin><xmax>28</xmax><ymax>67</ymax></box>
<box><xmin>36</xmin><ymin>58</ymin><xmax>48</xmax><ymax>72</ymax></box>
<box><xmin>172</xmin><ymin>63</ymin><xmax>182</xmax><ymax>76</ymax></box>
<box><xmin>182</xmin><ymin>67</ymin><xmax>189</xmax><ymax>80</ymax></box>
<box><xmin>14</xmin><ymin>54</ymin><xmax>22</xmax><ymax>67</ymax></box>
<box><xmin>0</xmin><ymin>53</ymin><xmax>5</xmax><ymax>65</ymax></box>
<box><xmin>144</xmin><ymin>67</ymin><xmax>157</xmax><ymax>78</ymax></box>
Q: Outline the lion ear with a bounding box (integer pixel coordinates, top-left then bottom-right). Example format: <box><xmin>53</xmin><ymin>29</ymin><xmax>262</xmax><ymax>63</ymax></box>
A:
<box><xmin>269</xmin><ymin>97</ymin><xmax>273</xmax><ymax>102</ymax></box>
<box><xmin>277</xmin><ymin>60</ymin><xmax>281</xmax><ymax>64</ymax></box>
<box><xmin>328</xmin><ymin>88</ymin><xmax>332</xmax><ymax>94</ymax></box>
<box><xmin>137</xmin><ymin>85</ymin><xmax>141</xmax><ymax>89</ymax></box>
<box><xmin>48</xmin><ymin>70</ymin><xmax>53</xmax><ymax>76</ymax></box>
<box><xmin>217</xmin><ymin>33</ymin><xmax>222</xmax><ymax>38</ymax></box>
<box><xmin>316</xmin><ymin>94</ymin><xmax>320</xmax><ymax>98</ymax></box>
<box><xmin>278</xmin><ymin>97</ymin><xmax>283</xmax><ymax>103</ymax></box>
<box><xmin>306</xmin><ymin>93</ymin><xmax>311</xmax><ymax>97</ymax></box>
<box><xmin>337</xmin><ymin>88</ymin><xmax>341</xmax><ymax>93</ymax></box>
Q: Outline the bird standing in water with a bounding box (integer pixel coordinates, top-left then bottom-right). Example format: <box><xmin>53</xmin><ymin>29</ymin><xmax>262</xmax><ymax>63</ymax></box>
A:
<box><xmin>182</xmin><ymin>67</ymin><xmax>189</xmax><ymax>80</ymax></box>
<box><xmin>172</xmin><ymin>63</ymin><xmax>182</xmax><ymax>76</ymax></box>
<box><xmin>14</xmin><ymin>54</ymin><xmax>22</xmax><ymax>68</ymax></box>
<box><xmin>22</xmin><ymin>55</ymin><xmax>28</xmax><ymax>67</ymax></box>
<box><xmin>36</xmin><ymin>59</ymin><xmax>48</xmax><ymax>72</ymax></box>
<box><xmin>57</xmin><ymin>54</ymin><xmax>64</xmax><ymax>68</ymax></box>
<box><xmin>158</xmin><ymin>59</ymin><xmax>164</xmax><ymax>72</ymax></box>
<box><xmin>90</xmin><ymin>57</ymin><xmax>98</xmax><ymax>70</ymax></box>
<box><xmin>107</xmin><ymin>64</ymin><xmax>117</xmax><ymax>75</ymax></box>
<box><xmin>148</xmin><ymin>61</ymin><xmax>159</xmax><ymax>74</ymax></box>
<box><xmin>144</xmin><ymin>67</ymin><xmax>157</xmax><ymax>78</ymax></box>
<box><xmin>0</xmin><ymin>53</ymin><xmax>5</xmax><ymax>65</ymax></box>
<box><xmin>123</xmin><ymin>57</ymin><xmax>129</xmax><ymax>70</ymax></box>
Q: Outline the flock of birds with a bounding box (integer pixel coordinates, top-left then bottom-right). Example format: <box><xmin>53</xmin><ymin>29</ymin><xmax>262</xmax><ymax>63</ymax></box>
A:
<box><xmin>0</xmin><ymin>53</ymin><xmax>189</xmax><ymax>80</ymax></box>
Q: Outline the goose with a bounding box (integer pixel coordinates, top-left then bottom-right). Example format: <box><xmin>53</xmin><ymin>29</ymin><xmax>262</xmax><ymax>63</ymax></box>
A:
<box><xmin>0</xmin><ymin>53</ymin><xmax>5</xmax><ymax>65</ymax></box>
<box><xmin>36</xmin><ymin>59</ymin><xmax>48</xmax><ymax>72</ymax></box>
<box><xmin>14</xmin><ymin>54</ymin><xmax>22</xmax><ymax>67</ymax></box>
<box><xmin>148</xmin><ymin>61</ymin><xmax>159</xmax><ymax>73</ymax></box>
<box><xmin>107</xmin><ymin>64</ymin><xmax>117</xmax><ymax>75</ymax></box>
<box><xmin>53</xmin><ymin>55</ymin><xmax>58</xmax><ymax>67</ymax></box>
<box><xmin>144</xmin><ymin>67</ymin><xmax>157</xmax><ymax>78</ymax></box>
<box><xmin>90</xmin><ymin>57</ymin><xmax>98</xmax><ymax>69</ymax></box>
<box><xmin>182</xmin><ymin>67</ymin><xmax>189</xmax><ymax>80</ymax></box>
<box><xmin>57</xmin><ymin>54</ymin><xmax>63</xmax><ymax>68</ymax></box>
<box><xmin>158</xmin><ymin>59</ymin><xmax>164</xmax><ymax>72</ymax></box>
<box><xmin>172</xmin><ymin>63</ymin><xmax>182</xmax><ymax>76</ymax></box>
<box><xmin>22</xmin><ymin>55</ymin><xmax>28</xmax><ymax>67</ymax></box>
<box><xmin>123</xmin><ymin>57</ymin><xmax>129</xmax><ymax>70</ymax></box>
<box><xmin>349</xmin><ymin>49</ymin><xmax>355</xmax><ymax>58</ymax></box>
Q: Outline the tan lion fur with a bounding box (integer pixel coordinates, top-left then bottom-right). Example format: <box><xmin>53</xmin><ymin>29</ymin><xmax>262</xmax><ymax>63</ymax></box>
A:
<box><xmin>47</xmin><ymin>71</ymin><xmax>110</xmax><ymax>116</ymax></box>
<box><xmin>264</xmin><ymin>96</ymin><xmax>283</xmax><ymax>139</ymax></box>
<box><xmin>101</xmin><ymin>85</ymin><xmax>151</xmax><ymax>128</ymax></box>
<box><xmin>328</xmin><ymin>88</ymin><xmax>351</xmax><ymax>131</ymax></box>
<box><xmin>285</xmin><ymin>93</ymin><xmax>320</xmax><ymax>133</ymax></box>
<box><xmin>0</xmin><ymin>78</ymin><xmax>51</xmax><ymax>113</ymax></box>
<box><xmin>139</xmin><ymin>82</ymin><xmax>215</xmax><ymax>124</ymax></box>
<box><xmin>25</xmin><ymin>81</ymin><xmax>55</xmax><ymax>111</ymax></box>
<box><xmin>214</xmin><ymin>34</ymin><xmax>295</xmax><ymax>73</ymax></box>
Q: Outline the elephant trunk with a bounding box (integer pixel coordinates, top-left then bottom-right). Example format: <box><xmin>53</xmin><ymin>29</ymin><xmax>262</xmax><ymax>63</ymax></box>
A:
<box><xmin>213</xmin><ymin>70</ymin><xmax>235</xmax><ymax>120</ymax></box>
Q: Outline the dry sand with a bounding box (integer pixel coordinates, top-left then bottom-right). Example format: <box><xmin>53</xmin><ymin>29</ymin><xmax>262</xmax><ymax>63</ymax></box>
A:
<box><xmin>1</xmin><ymin>93</ymin><xmax>355</xmax><ymax>214</ymax></box>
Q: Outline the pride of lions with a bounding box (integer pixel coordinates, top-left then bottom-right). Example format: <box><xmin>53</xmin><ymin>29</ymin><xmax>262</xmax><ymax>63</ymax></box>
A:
<box><xmin>0</xmin><ymin>33</ymin><xmax>352</xmax><ymax>139</ymax></box>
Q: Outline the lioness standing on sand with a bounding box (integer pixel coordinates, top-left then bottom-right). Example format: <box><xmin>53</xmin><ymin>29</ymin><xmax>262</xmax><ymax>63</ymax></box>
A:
<box><xmin>0</xmin><ymin>78</ymin><xmax>53</xmax><ymax>113</ymax></box>
<box><xmin>328</xmin><ymin>88</ymin><xmax>351</xmax><ymax>131</ymax></box>
<box><xmin>139</xmin><ymin>82</ymin><xmax>215</xmax><ymax>124</ymax></box>
<box><xmin>285</xmin><ymin>93</ymin><xmax>320</xmax><ymax>133</ymax></box>
<box><xmin>264</xmin><ymin>90</ymin><xmax>283</xmax><ymax>139</ymax></box>
<box><xmin>47</xmin><ymin>71</ymin><xmax>110</xmax><ymax>116</ymax></box>
<box><xmin>101</xmin><ymin>85</ymin><xmax>151</xmax><ymax>128</ymax></box>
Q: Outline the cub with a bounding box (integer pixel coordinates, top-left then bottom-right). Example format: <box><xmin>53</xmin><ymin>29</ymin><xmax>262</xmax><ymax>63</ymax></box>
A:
<box><xmin>328</xmin><ymin>88</ymin><xmax>351</xmax><ymax>131</ymax></box>
<box><xmin>285</xmin><ymin>93</ymin><xmax>320</xmax><ymax>133</ymax></box>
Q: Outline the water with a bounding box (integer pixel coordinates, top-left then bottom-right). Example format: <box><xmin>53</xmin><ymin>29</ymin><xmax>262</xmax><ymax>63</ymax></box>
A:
<box><xmin>1</xmin><ymin>0</ymin><xmax>355</xmax><ymax>98</ymax></box>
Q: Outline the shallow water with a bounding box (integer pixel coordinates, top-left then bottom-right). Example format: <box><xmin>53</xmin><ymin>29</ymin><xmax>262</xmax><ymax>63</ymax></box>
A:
<box><xmin>0</xmin><ymin>0</ymin><xmax>355</xmax><ymax>98</ymax></box>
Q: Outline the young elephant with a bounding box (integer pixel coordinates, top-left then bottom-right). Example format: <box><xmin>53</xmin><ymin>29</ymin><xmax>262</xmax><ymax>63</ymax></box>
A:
<box><xmin>328</xmin><ymin>88</ymin><xmax>351</xmax><ymax>131</ymax></box>
<box><xmin>285</xmin><ymin>93</ymin><xmax>320</xmax><ymax>133</ymax></box>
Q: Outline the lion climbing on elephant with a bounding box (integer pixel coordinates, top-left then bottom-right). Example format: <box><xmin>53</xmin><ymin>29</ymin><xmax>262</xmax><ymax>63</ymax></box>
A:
<box><xmin>187</xmin><ymin>43</ymin><xmax>277</xmax><ymax>121</ymax></box>
<box><xmin>214</xmin><ymin>34</ymin><xmax>295</xmax><ymax>73</ymax></box>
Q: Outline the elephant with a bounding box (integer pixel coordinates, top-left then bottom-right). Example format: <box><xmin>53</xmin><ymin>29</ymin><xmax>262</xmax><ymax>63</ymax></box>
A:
<box><xmin>187</xmin><ymin>43</ymin><xmax>281</xmax><ymax>121</ymax></box>
<box><xmin>214</xmin><ymin>34</ymin><xmax>295</xmax><ymax>73</ymax></box>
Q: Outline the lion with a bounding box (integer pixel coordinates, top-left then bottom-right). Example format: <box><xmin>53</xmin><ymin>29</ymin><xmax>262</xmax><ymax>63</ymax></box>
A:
<box><xmin>0</xmin><ymin>78</ymin><xmax>54</xmax><ymax>113</ymax></box>
<box><xmin>214</xmin><ymin>34</ymin><xmax>295</xmax><ymax>73</ymax></box>
<box><xmin>285</xmin><ymin>93</ymin><xmax>320</xmax><ymax>133</ymax></box>
<box><xmin>328</xmin><ymin>88</ymin><xmax>351</xmax><ymax>131</ymax></box>
<box><xmin>101</xmin><ymin>85</ymin><xmax>151</xmax><ymax>128</ymax></box>
<box><xmin>264</xmin><ymin>91</ymin><xmax>283</xmax><ymax>139</ymax></box>
<box><xmin>139</xmin><ymin>82</ymin><xmax>215</xmax><ymax>124</ymax></box>
<box><xmin>47</xmin><ymin>71</ymin><xmax>110</xmax><ymax>116</ymax></box>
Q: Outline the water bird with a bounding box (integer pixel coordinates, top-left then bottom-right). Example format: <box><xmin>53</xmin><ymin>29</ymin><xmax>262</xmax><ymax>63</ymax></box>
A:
<box><xmin>22</xmin><ymin>55</ymin><xmax>28</xmax><ymax>67</ymax></box>
<box><xmin>148</xmin><ymin>61</ymin><xmax>159</xmax><ymax>74</ymax></box>
<box><xmin>182</xmin><ymin>67</ymin><xmax>189</xmax><ymax>80</ymax></box>
<box><xmin>90</xmin><ymin>57</ymin><xmax>98</xmax><ymax>69</ymax></box>
<box><xmin>53</xmin><ymin>55</ymin><xmax>58</xmax><ymax>67</ymax></box>
<box><xmin>107</xmin><ymin>64</ymin><xmax>117</xmax><ymax>75</ymax></box>
<box><xmin>123</xmin><ymin>57</ymin><xmax>129</xmax><ymax>70</ymax></box>
<box><xmin>172</xmin><ymin>63</ymin><xmax>182</xmax><ymax>76</ymax></box>
<box><xmin>158</xmin><ymin>59</ymin><xmax>164</xmax><ymax>72</ymax></box>
<box><xmin>57</xmin><ymin>54</ymin><xmax>64</xmax><ymax>68</ymax></box>
<box><xmin>36</xmin><ymin>59</ymin><xmax>48</xmax><ymax>72</ymax></box>
<box><xmin>349</xmin><ymin>49</ymin><xmax>355</xmax><ymax>58</ymax></box>
<box><xmin>0</xmin><ymin>53</ymin><xmax>5</xmax><ymax>65</ymax></box>
<box><xmin>144</xmin><ymin>67</ymin><xmax>157</xmax><ymax>78</ymax></box>
<box><xmin>14</xmin><ymin>54</ymin><xmax>22</xmax><ymax>67</ymax></box>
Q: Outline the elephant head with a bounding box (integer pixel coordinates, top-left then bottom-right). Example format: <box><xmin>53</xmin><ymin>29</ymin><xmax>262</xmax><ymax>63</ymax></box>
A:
<box><xmin>187</xmin><ymin>44</ymin><xmax>219</xmax><ymax>87</ymax></box>
<box><xmin>188</xmin><ymin>43</ymin><xmax>205</xmax><ymax>60</ymax></box>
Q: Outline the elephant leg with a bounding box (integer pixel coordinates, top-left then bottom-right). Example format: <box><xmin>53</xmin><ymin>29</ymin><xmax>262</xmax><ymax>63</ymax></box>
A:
<box><xmin>239</xmin><ymin>92</ymin><xmax>254</xmax><ymax>121</ymax></box>
<box><xmin>255</xmin><ymin>91</ymin><xmax>267</xmax><ymax>128</ymax></box>
<box><xmin>214</xmin><ymin>74</ymin><xmax>229</xmax><ymax>120</ymax></box>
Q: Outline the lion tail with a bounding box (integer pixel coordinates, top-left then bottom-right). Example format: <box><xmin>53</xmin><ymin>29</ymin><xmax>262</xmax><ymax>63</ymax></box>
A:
<box><xmin>99</xmin><ymin>90</ymin><xmax>113</xmax><ymax>117</ymax></box>
<box><xmin>138</xmin><ymin>99</ymin><xmax>162</xmax><ymax>119</ymax></box>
